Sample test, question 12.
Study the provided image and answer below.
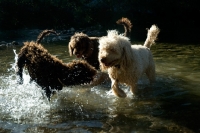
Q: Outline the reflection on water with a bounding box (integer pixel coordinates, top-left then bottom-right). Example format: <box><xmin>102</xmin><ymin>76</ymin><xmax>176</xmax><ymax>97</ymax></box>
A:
<box><xmin>0</xmin><ymin>42</ymin><xmax>200</xmax><ymax>132</ymax></box>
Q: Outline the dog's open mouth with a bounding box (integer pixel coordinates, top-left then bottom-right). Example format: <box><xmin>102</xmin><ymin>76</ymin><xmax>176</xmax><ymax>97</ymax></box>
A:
<box><xmin>103</xmin><ymin>59</ymin><xmax>118</xmax><ymax>67</ymax></box>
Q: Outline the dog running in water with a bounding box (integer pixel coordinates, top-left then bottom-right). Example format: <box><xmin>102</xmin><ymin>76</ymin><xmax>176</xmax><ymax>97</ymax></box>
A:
<box><xmin>16</xmin><ymin>30</ymin><xmax>97</xmax><ymax>101</ymax></box>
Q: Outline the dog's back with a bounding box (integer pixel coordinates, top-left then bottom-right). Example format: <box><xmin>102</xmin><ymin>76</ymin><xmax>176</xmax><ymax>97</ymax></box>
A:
<box><xmin>131</xmin><ymin>45</ymin><xmax>154</xmax><ymax>72</ymax></box>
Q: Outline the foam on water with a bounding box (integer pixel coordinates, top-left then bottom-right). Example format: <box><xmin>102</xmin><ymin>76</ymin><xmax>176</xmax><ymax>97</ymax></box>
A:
<box><xmin>0</xmin><ymin>49</ymin><xmax>51</xmax><ymax>124</ymax></box>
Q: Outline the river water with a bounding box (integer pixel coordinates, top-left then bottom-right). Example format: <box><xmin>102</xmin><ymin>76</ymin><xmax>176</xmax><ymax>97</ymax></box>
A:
<box><xmin>0</xmin><ymin>40</ymin><xmax>200</xmax><ymax>133</ymax></box>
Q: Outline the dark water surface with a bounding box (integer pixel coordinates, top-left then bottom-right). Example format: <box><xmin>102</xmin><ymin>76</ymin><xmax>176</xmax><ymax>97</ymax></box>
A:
<box><xmin>0</xmin><ymin>41</ymin><xmax>200</xmax><ymax>133</ymax></box>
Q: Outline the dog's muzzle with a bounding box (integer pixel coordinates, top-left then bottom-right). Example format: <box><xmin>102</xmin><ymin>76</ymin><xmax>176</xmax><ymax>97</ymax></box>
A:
<box><xmin>100</xmin><ymin>57</ymin><xmax>110</xmax><ymax>67</ymax></box>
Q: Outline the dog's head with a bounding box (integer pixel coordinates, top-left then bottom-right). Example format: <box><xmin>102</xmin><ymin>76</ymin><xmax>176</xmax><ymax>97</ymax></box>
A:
<box><xmin>68</xmin><ymin>32</ymin><xmax>94</xmax><ymax>58</ymax></box>
<box><xmin>98</xmin><ymin>30</ymin><xmax>132</xmax><ymax>71</ymax></box>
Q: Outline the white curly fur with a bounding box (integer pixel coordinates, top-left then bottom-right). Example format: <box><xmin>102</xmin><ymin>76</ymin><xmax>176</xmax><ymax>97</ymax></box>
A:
<box><xmin>98</xmin><ymin>25</ymin><xmax>160</xmax><ymax>97</ymax></box>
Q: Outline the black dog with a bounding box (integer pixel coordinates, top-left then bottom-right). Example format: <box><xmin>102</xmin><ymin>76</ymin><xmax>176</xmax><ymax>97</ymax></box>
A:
<box><xmin>16</xmin><ymin>30</ymin><xmax>97</xmax><ymax>101</ymax></box>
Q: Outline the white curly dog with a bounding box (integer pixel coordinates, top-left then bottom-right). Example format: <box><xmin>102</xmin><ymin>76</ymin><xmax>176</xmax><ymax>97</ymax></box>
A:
<box><xmin>98</xmin><ymin>25</ymin><xmax>160</xmax><ymax>97</ymax></box>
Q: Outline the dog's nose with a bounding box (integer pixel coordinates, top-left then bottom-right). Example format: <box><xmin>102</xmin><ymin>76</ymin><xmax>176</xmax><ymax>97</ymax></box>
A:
<box><xmin>100</xmin><ymin>57</ymin><xmax>106</xmax><ymax>63</ymax></box>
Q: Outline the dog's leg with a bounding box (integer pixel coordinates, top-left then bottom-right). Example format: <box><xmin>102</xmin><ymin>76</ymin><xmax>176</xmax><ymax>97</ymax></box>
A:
<box><xmin>111</xmin><ymin>79</ymin><xmax>127</xmax><ymax>98</ymax></box>
<box><xmin>16</xmin><ymin>54</ymin><xmax>26</xmax><ymax>84</ymax></box>
<box><xmin>130</xmin><ymin>83</ymin><xmax>137</xmax><ymax>95</ymax></box>
<box><xmin>146</xmin><ymin>64</ymin><xmax>156</xmax><ymax>84</ymax></box>
<box><xmin>43</xmin><ymin>80</ymin><xmax>63</xmax><ymax>101</ymax></box>
<box><xmin>43</xmin><ymin>86</ymin><xmax>52</xmax><ymax>101</ymax></box>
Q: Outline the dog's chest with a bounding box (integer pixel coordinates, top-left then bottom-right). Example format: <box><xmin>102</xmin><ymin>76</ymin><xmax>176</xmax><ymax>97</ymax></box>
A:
<box><xmin>109</xmin><ymin>67</ymin><xmax>126</xmax><ymax>80</ymax></box>
<box><xmin>109</xmin><ymin>67</ymin><xmax>136</xmax><ymax>85</ymax></box>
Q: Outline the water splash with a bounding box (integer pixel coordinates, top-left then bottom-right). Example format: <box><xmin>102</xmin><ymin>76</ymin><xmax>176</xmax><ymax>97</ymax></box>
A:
<box><xmin>0</xmin><ymin>49</ymin><xmax>51</xmax><ymax>124</ymax></box>
<box><xmin>0</xmin><ymin>49</ymin><xmax>186</xmax><ymax>127</ymax></box>
<box><xmin>0</xmin><ymin>49</ymin><xmax>116</xmax><ymax>124</ymax></box>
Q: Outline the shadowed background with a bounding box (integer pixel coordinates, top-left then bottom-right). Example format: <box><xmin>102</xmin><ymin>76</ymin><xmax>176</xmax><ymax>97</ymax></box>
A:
<box><xmin>0</xmin><ymin>0</ymin><xmax>199</xmax><ymax>43</ymax></box>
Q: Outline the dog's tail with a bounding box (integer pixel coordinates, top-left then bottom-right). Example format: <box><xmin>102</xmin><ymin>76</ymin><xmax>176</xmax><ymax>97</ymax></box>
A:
<box><xmin>144</xmin><ymin>25</ymin><xmax>160</xmax><ymax>48</ymax></box>
<box><xmin>36</xmin><ymin>29</ymin><xmax>59</xmax><ymax>44</ymax></box>
<box><xmin>116</xmin><ymin>17</ymin><xmax>132</xmax><ymax>38</ymax></box>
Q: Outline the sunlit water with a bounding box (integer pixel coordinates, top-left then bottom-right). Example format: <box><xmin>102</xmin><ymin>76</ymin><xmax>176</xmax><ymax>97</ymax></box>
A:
<box><xmin>0</xmin><ymin>41</ymin><xmax>200</xmax><ymax>133</ymax></box>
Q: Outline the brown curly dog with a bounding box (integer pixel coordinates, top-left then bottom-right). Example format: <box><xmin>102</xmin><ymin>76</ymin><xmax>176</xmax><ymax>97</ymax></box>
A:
<box><xmin>16</xmin><ymin>31</ymin><xmax>97</xmax><ymax>101</ymax></box>
<box><xmin>68</xmin><ymin>17</ymin><xmax>132</xmax><ymax>70</ymax></box>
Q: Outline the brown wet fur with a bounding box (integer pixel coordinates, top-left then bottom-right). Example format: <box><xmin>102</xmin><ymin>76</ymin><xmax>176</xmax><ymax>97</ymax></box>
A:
<box><xmin>68</xmin><ymin>33</ymin><xmax>100</xmax><ymax>69</ymax></box>
<box><xmin>36</xmin><ymin>29</ymin><xmax>59</xmax><ymax>44</ymax></box>
<box><xmin>16</xmin><ymin>31</ymin><xmax>97</xmax><ymax>101</ymax></box>
<box><xmin>116</xmin><ymin>17</ymin><xmax>132</xmax><ymax>39</ymax></box>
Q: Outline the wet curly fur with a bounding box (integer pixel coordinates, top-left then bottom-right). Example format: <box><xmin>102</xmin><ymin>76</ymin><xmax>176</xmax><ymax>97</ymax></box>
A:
<box><xmin>68</xmin><ymin>17</ymin><xmax>132</xmax><ymax>70</ymax></box>
<box><xmin>116</xmin><ymin>17</ymin><xmax>132</xmax><ymax>39</ymax></box>
<box><xmin>36</xmin><ymin>29</ymin><xmax>59</xmax><ymax>44</ymax></box>
<box><xmin>69</xmin><ymin>33</ymin><xmax>100</xmax><ymax>69</ymax></box>
<box><xmin>98</xmin><ymin>25</ymin><xmax>160</xmax><ymax>97</ymax></box>
<box><xmin>16</xmin><ymin>41</ymin><xmax>97</xmax><ymax>101</ymax></box>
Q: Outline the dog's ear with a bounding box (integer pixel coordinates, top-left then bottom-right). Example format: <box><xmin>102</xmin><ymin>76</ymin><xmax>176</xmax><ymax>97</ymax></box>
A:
<box><xmin>83</xmin><ymin>38</ymin><xmax>94</xmax><ymax>57</ymax></box>
<box><xmin>121</xmin><ymin>46</ymin><xmax>131</xmax><ymax>69</ymax></box>
<box><xmin>121</xmin><ymin>48</ymin><xmax>128</xmax><ymax>68</ymax></box>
